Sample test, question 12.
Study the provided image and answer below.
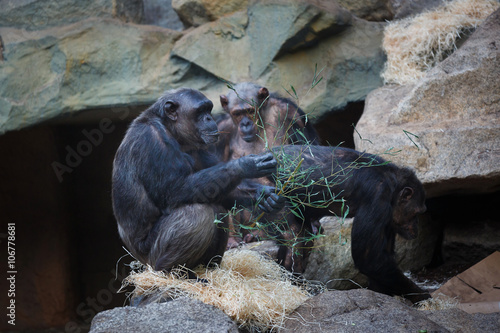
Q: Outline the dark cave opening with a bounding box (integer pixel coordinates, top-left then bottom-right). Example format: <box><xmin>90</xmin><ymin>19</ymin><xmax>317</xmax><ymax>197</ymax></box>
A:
<box><xmin>413</xmin><ymin>191</ymin><xmax>500</xmax><ymax>292</ymax></box>
<box><xmin>313</xmin><ymin>101</ymin><xmax>365</xmax><ymax>148</ymax></box>
<box><xmin>0</xmin><ymin>119</ymin><xmax>133</xmax><ymax>331</ymax></box>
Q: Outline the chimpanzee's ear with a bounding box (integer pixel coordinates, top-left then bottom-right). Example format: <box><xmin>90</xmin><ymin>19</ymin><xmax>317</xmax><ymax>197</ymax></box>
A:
<box><xmin>220</xmin><ymin>95</ymin><xmax>229</xmax><ymax>111</ymax></box>
<box><xmin>257</xmin><ymin>87</ymin><xmax>269</xmax><ymax>101</ymax></box>
<box><xmin>163</xmin><ymin>100</ymin><xmax>179</xmax><ymax>121</ymax></box>
<box><xmin>400</xmin><ymin>187</ymin><xmax>414</xmax><ymax>202</ymax></box>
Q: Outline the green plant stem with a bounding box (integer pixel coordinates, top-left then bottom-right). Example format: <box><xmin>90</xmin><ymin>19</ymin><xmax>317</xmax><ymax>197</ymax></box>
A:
<box><xmin>251</xmin><ymin>157</ymin><xmax>304</xmax><ymax>225</ymax></box>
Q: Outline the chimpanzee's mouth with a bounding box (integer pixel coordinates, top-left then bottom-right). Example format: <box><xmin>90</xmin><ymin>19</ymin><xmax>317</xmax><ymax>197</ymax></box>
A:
<box><xmin>203</xmin><ymin>131</ymin><xmax>220</xmax><ymax>144</ymax></box>
<box><xmin>242</xmin><ymin>134</ymin><xmax>257</xmax><ymax>142</ymax></box>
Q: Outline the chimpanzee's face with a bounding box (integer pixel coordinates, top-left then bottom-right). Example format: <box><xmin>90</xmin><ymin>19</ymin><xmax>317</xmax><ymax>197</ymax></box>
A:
<box><xmin>220</xmin><ymin>84</ymin><xmax>270</xmax><ymax>143</ymax></box>
<box><xmin>162</xmin><ymin>89</ymin><xmax>218</xmax><ymax>148</ymax></box>
<box><xmin>230</xmin><ymin>107</ymin><xmax>258</xmax><ymax>142</ymax></box>
<box><xmin>187</xmin><ymin>93</ymin><xmax>218</xmax><ymax>145</ymax></box>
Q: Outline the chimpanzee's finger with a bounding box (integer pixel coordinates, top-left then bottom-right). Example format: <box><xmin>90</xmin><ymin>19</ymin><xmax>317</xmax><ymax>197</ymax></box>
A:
<box><xmin>258</xmin><ymin>201</ymin><xmax>272</xmax><ymax>213</ymax></box>
<box><xmin>260</xmin><ymin>152</ymin><xmax>274</xmax><ymax>162</ymax></box>
<box><xmin>267</xmin><ymin>193</ymin><xmax>285</xmax><ymax>210</ymax></box>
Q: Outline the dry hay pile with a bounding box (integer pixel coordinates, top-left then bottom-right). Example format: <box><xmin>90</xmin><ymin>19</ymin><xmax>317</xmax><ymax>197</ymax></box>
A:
<box><xmin>416</xmin><ymin>293</ymin><xmax>459</xmax><ymax>311</ymax></box>
<box><xmin>382</xmin><ymin>0</ymin><xmax>500</xmax><ymax>85</ymax></box>
<box><xmin>123</xmin><ymin>249</ymin><xmax>319</xmax><ymax>332</ymax></box>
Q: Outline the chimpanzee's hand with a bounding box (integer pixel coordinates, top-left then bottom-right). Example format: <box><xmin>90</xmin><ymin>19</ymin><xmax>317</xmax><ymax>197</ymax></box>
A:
<box><xmin>256</xmin><ymin>185</ymin><xmax>285</xmax><ymax>214</ymax></box>
<box><xmin>237</xmin><ymin>153</ymin><xmax>277</xmax><ymax>178</ymax></box>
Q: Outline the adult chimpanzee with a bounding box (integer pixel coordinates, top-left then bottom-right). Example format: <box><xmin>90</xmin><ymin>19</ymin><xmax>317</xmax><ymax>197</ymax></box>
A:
<box><xmin>112</xmin><ymin>88</ymin><xmax>283</xmax><ymax>272</ymax></box>
<box><xmin>270</xmin><ymin>145</ymin><xmax>431</xmax><ymax>303</ymax></box>
<box><xmin>214</xmin><ymin>82</ymin><xmax>319</xmax><ymax>273</ymax></box>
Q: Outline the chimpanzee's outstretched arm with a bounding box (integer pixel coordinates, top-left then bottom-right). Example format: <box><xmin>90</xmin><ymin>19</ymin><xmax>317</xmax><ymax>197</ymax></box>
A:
<box><xmin>174</xmin><ymin>153</ymin><xmax>277</xmax><ymax>206</ymax></box>
<box><xmin>132</xmin><ymin>122</ymin><xmax>276</xmax><ymax>209</ymax></box>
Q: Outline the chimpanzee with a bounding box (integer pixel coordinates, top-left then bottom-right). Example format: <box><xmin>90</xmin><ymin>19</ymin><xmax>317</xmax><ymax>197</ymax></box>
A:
<box><xmin>216</xmin><ymin>82</ymin><xmax>319</xmax><ymax>161</ymax></box>
<box><xmin>214</xmin><ymin>82</ymin><xmax>320</xmax><ymax>272</ymax></box>
<box><xmin>270</xmin><ymin>145</ymin><xmax>431</xmax><ymax>303</ymax></box>
<box><xmin>111</xmin><ymin>88</ymin><xmax>283</xmax><ymax>272</ymax></box>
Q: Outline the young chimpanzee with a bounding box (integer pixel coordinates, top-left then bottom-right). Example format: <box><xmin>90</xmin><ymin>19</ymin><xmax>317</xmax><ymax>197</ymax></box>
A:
<box><xmin>112</xmin><ymin>88</ymin><xmax>283</xmax><ymax>272</ymax></box>
<box><xmin>216</xmin><ymin>82</ymin><xmax>319</xmax><ymax>161</ymax></box>
<box><xmin>271</xmin><ymin>145</ymin><xmax>431</xmax><ymax>303</ymax></box>
<box><xmin>213</xmin><ymin>83</ymin><xmax>320</xmax><ymax>273</ymax></box>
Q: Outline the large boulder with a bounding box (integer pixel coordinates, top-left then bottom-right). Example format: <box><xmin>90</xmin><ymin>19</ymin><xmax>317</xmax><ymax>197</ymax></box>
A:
<box><xmin>283</xmin><ymin>290</ymin><xmax>444</xmax><ymax>332</ymax></box>
<box><xmin>303</xmin><ymin>215</ymin><xmax>439</xmax><ymax>289</ymax></box>
<box><xmin>172</xmin><ymin>0</ymin><xmax>386</xmax><ymax>117</ymax></box>
<box><xmin>171</xmin><ymin>11</ymin><xmax>251</xmax><ymax>84</ymax></box>
<box><xmin>0</xmin><ymin>18</ymin><xmax>191</xmax><ymax>133</ymax></box>
<box><xmin>283</xmin><ymin>290</ymin><xmax>500</xmax><ymax>332</ymax></box>
<box><xmin>90</xmin><ymin>297</ymin><xmax>239</xmax><ymax>332</ymax></box>
<box><xmin>354</xmin><ymin>9</ymin><xmax>500</xmax><ymax>198</ymax></box>
<box><xmin>268</xmin><ymin>16</ymin><xmax>385</xmax><ymax>119</ymax></box>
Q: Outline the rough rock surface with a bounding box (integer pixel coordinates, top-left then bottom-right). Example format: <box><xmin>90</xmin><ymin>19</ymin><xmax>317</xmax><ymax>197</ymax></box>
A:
<box><xmin>426</xmin><ymin>308</ymin><xmax>500</xmax><ymax>333</ymax></box>
<box><xmin>0</xmin><ymin>18</ymin><xmax>221</xmax><ymax>133</ymax></box>
<box><xmin>0</xmin><ymin>0</ymin><xmax>386</xmax><ymax>133</ymax></box>
<box><xmin>171</xmin><ymin>1</ymin><xmax>385</xmax><ymax>117</ymax></box>
<box><xmin>92</xmin><ymin>290</ymin><xmax>500</xmax><ymax>332</ymax></box>
<box><xmin>391</xmin><ymin>0</ymin><xmax>445</xmax><ymax>19</ymax></box>
<box><xmin>303</xmin><ymin>216</ymin><xmax>439</xmax><ymax>289</ymax></box>
<box><xmin>337</xmin><ymin>0</ymin><xmax>393</xmax><ymax>21</ymax></box>
<box><xmin>89</xmin><ymin>297</ymin><xmax>239</xmax><ymax>333</ymax></box>
<box><xmin>354</xmin><ymin>9</ymin><xmax>500</xmax><ymax>198</ymax></box>
<box><xmin>0</xmin><ymin>0</ymin><xmax>143</xmax><ymax>30</ymax></box>
<box><xmin>282</xmin><ymin>290</ymin><xmax>500</xmax><ymax>332</ymax></box>
<box><xmin>172</xmin><ymin>0</ymin><xmax>248</xmax><ymax>27</ymax></box>
<box><xmin>143</xmin><ymin>0</ymin><xmax>185</xmax><ymax>30</ymax></box>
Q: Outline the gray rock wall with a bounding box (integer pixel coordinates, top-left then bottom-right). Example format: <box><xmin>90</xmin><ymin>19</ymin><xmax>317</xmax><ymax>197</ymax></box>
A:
<box><xmin>0</xmin><ymin>0</ymin><xmax>387</xmax><ymax>134</ymax></box>
<box><xmin>0</xmin><ymin>0</ymin><xmax>144</xmax><ymax>29</ymax></box>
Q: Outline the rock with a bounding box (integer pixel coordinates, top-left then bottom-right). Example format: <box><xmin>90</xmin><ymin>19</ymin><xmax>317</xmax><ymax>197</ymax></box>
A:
<box><xmin>172</xmin><ymin>0</ymin><xmax>385</xmax><ymax>117</ymax></box>
<box><xmin>283</xmin><ymin>290</ymin><xmax>500</xmax><ymax>332</ymax></box>
<box><xmin>0</xmin><ymin>0</ymin><xmax>143</xmax><ymax>30</ymax></box>
<box><xmin>354</xmin><ymin>9</ymin><xmax>500</xmax><ymax>198</ymax></box>
<box><xmin>267</xmin><ymin>16</ymin><xmax>385</xmax><ymax>118</ymax></box>
<box><xmin>171</xmin><ymin>10</ymin><xmax>251</xmax><ymax>83</ymax></box>
<box><xmin>89</xmin><ymin>297</ymin><xmax>239</xmax><ymax>333</ymax></box>
<box><xmin>303</xmin><ymin>216</ymin><xmax>439</xmax><ymax>290</ymax></box>
<box><xmin>303</xmin><ymin>217</ymin><xmax>365</xmax><ymax>289</ymax></box>
<box><xmin>337</xmin><ymin>0</ymin><xmax>394</xmax><ymax>21</ymax></box>
<box><xmin>247</xmin><ymin>0</ymin><xmax>353</xmax><ymax>79</ymax></box>
<box><xmin>282</xmin><ymin>289</ymin><xmax>446</xmax><ymax>332</ymax></box>
<box><xmin>143</xmin><ymin>0</ymin><xmax>185</xmax><ymax>30</ymax></box>
<box><xmin>94</xmin><ymin>291</ymin><xmax>500</xmax><ymax>333</ymax></box>
<box><xmin>391</xmin><ymin>0</ymin><xmax>445</xmax><ymax>19</ymax></box>
<box><xmin>0</xmin><ymin>0</ymin><xmax>387</xmax><ymax>132</ymax></box>
<box><xmin>427</xmin><ymin>308</ymin><xmax>500</xmax><ymax>333</ymax></box>
<box><xmin>0</xmin><ymin>18</ymin><xmax>189</xmax><ymax>133</ymax></box>
<box><xmin>172</xmin><ymin>0</ymin><xmax>248</xmax><ymax>27</ymax></box>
